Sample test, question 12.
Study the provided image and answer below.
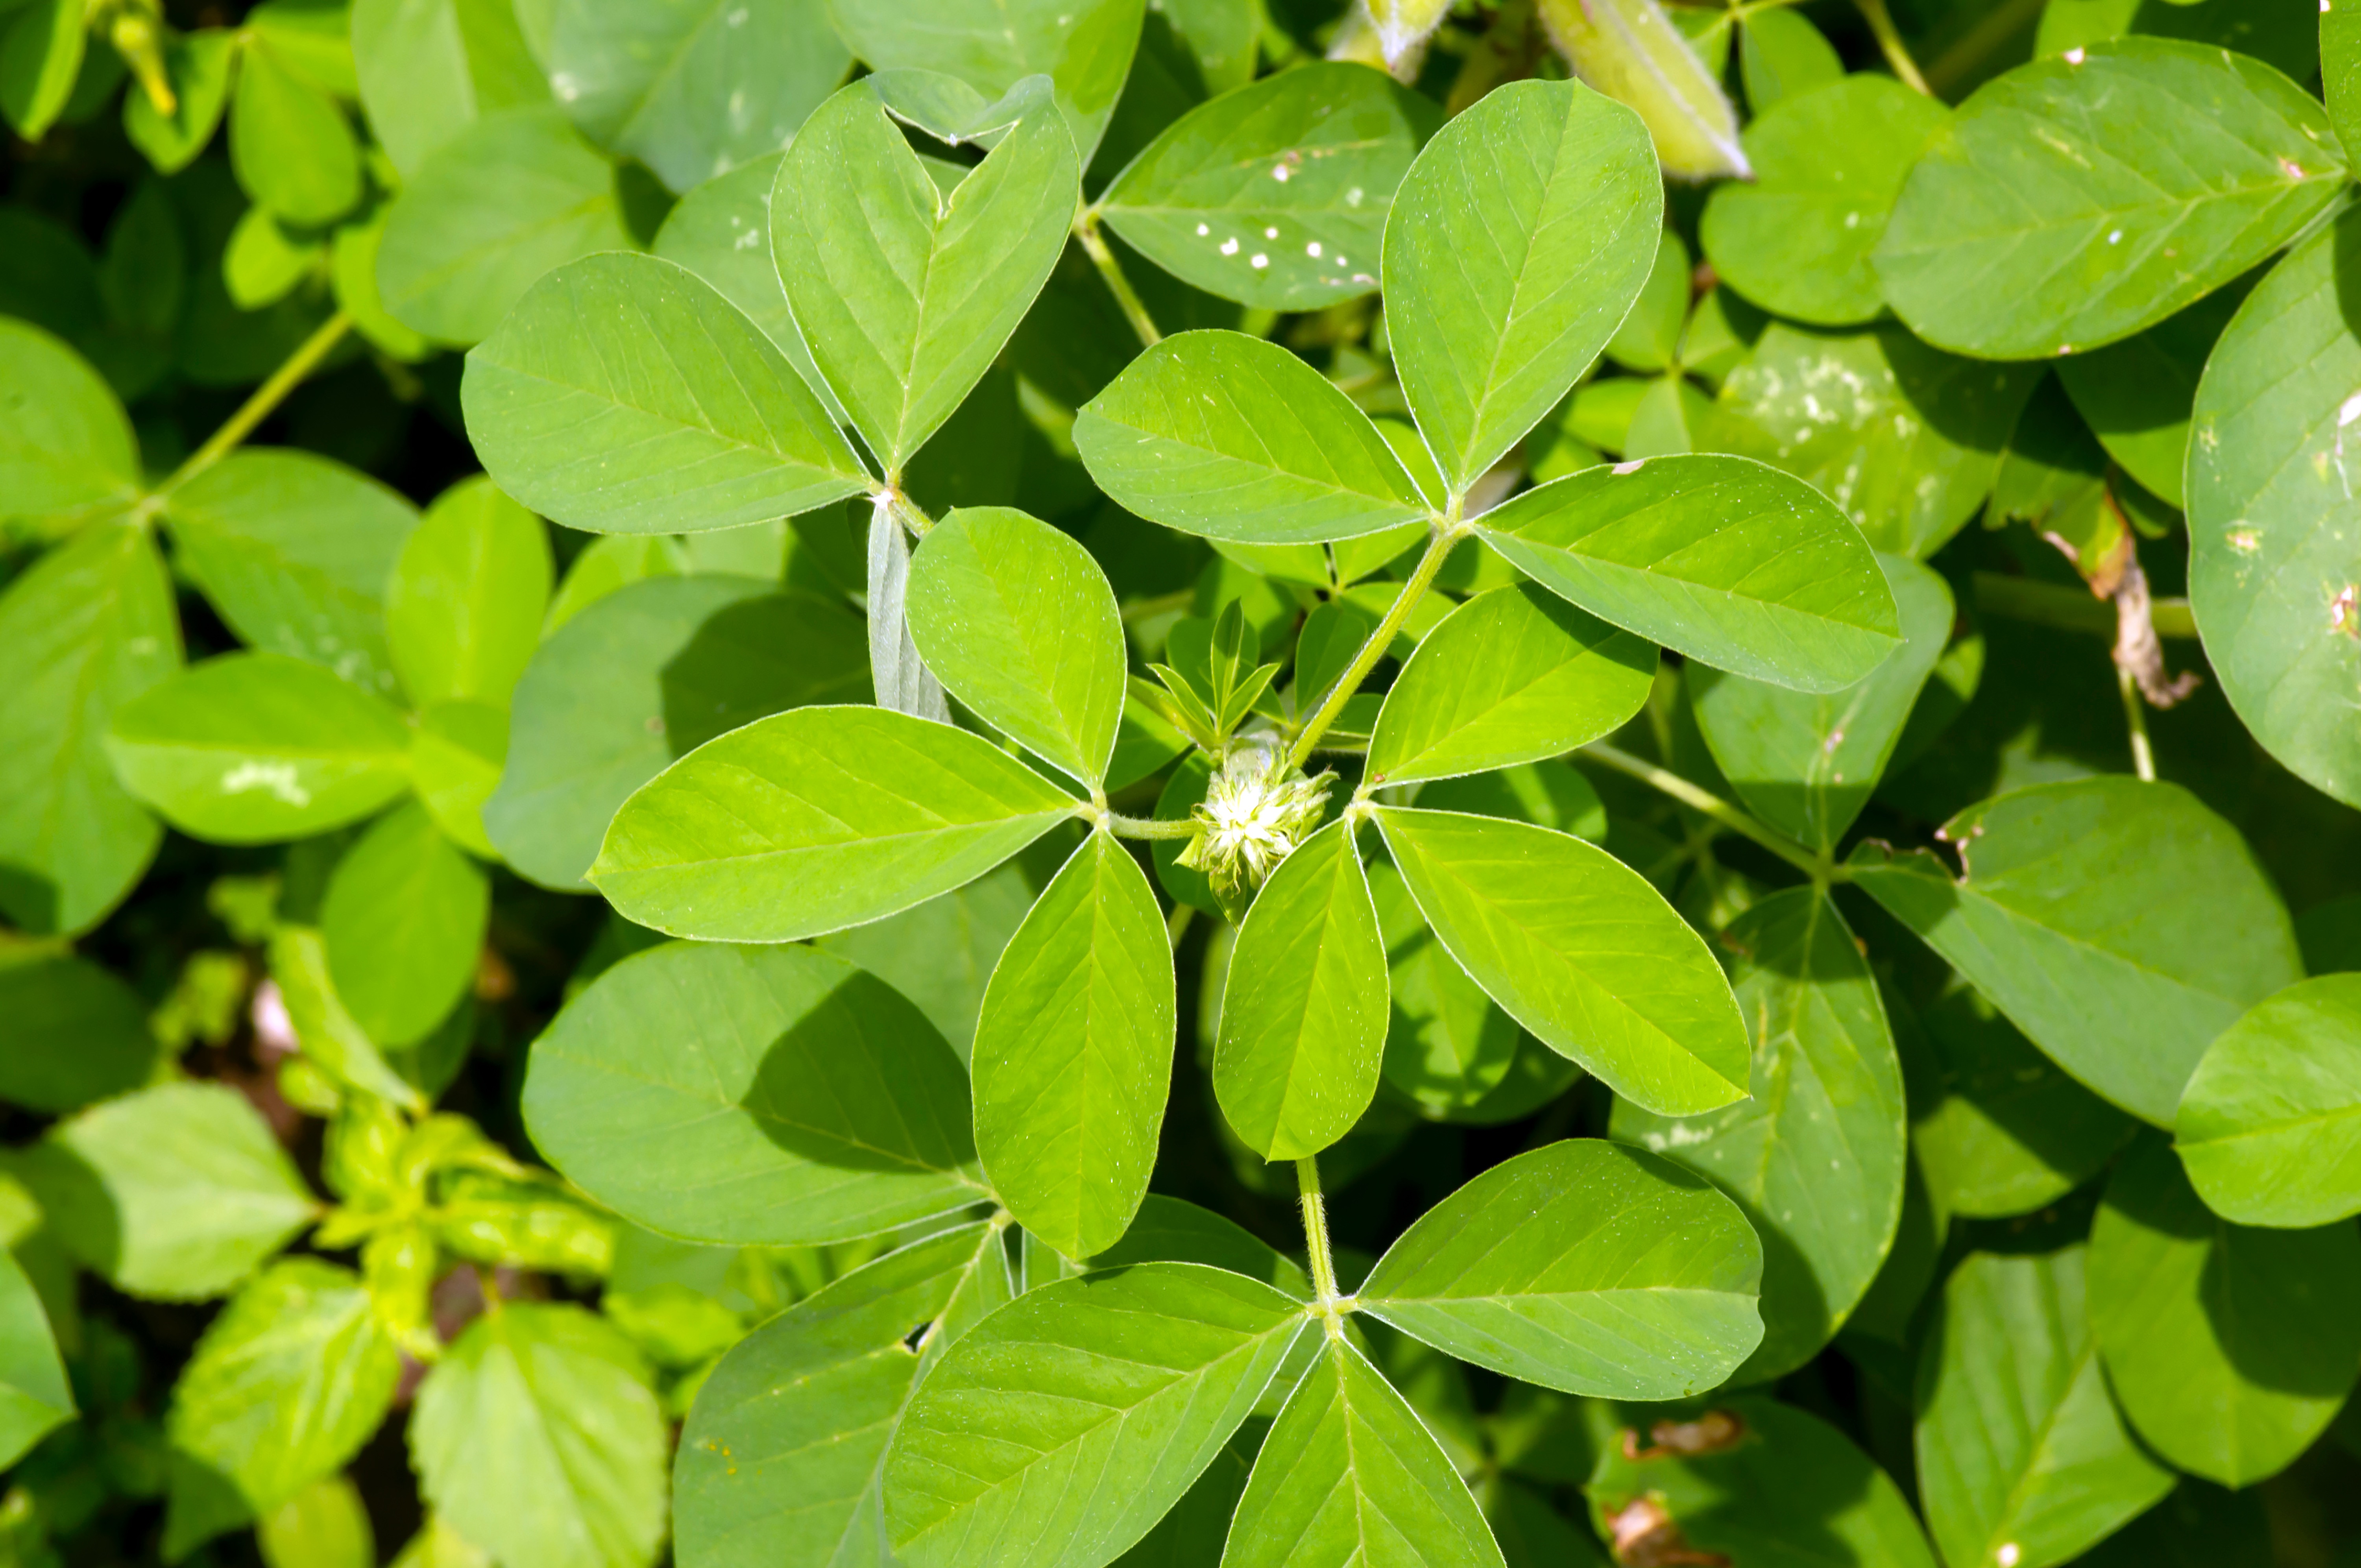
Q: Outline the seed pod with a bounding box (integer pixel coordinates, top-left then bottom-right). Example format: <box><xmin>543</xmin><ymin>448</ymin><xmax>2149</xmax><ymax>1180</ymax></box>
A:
<box><xmin>1537</xmin><ymin>0</ymin><xmax>1750</xmax><ymax>181</ymax></box>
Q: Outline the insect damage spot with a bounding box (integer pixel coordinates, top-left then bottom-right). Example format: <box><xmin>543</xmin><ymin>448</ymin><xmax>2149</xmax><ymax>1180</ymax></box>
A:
<box><xmin>1603</xmin><ymin>1494</ymin><xmax>1729</xmax><ymax>1568</ymax></box>
<box><xmin>2331</xmin><ymin>584</ymin><xmax>2359</xmax><ymax>638</ymax></box>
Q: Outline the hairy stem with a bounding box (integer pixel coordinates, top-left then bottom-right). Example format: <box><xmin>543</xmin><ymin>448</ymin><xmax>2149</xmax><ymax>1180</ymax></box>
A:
<box><xmin>163</xmin><ymin>311</ymin><xmax>353</xmax><ymax>495</ymax></box>
<box><xmin>1075</xmin><ymin>214</ymin><xmax>1162</xmax><ymax>351</ymax></box>
<box><xmin>1580</xmin><ymin>741</ymin><xmax>1841</xmax><ymax>883</ymax></box>
<box><xmin>1296</xmin><ymin>1156</ymin><xmax>1339</xmax><ymax>1307</ymax></box>
<box><xmin>1107</xmin><ymin>811</ymin><xmax>1198</xmax><ymax>840</ymax></box>
<box><xmin>1853</xmin><ymin>0</ymin><xmax>1932</xmax><ymax>94</ymax></box>
<box><xmin>1287</xmin><ymin>524</ymin><xmax>1458</xmax><ymax>771</ymax></box>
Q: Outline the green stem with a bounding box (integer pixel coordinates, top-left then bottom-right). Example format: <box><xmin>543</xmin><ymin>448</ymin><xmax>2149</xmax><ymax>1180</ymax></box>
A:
<box><xmin>1296</xmin><ymin>1156</ymin><xmax>1339</xmax><ymax>1307</ymax></box>
<box><xmin>1107</xmin><ymin>811</ymin><xmax>1198</xmax><ymax>841</ymax></box>
<box><xmin>1288</xmin><ymin>524</ymin><xmax>1458</xmax><ymax>772</ymax></box>
<box><xmin>162</xmin><ymin>311</ymin><xmax>353</xmax><ymax>496</ymax></box>
<box><xmin>1852</xmin><ymin>0</ymin><xmax>1932</xmax><ymax>94</ymax></box>
<box><xmin>1924</xmin><ymin>0</ymin><xmax>2044</xmax><ymax>95</ymax></box>
<box><xmin>1166</xmin><ymin>901</ymin><xmax>1195</xmax><ymax>948</ymax></box>
<box><xmin>1074</xmin><ymin>214</ymin><xmax>1162</xmax><ymax>351</ymax></box>
<box><xmin>2117</xmin><ymin>665</ymin><xmax>2158</xmax><ymax>783</ymax></box>
<box><xmin>1974</xmin><ymin>573</ymin><xmax>2197</xmax><ymax>640</ymax></box>
<box><xmin>1580</xmin><ymin>741</ymin><xmax>1841</xmax><ymax>883</ymax></box>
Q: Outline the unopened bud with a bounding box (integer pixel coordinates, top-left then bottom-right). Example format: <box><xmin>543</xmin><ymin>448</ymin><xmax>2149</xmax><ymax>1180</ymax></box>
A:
<box><xmin>1330</xmin><ymin>0</ymin><xmax>1449</xmax><ymax>84</ymax></box>
<box><xmin>1537</xmin><ymin>0</ymin><xmax>1748</xmax><ymax>181</ymax></box>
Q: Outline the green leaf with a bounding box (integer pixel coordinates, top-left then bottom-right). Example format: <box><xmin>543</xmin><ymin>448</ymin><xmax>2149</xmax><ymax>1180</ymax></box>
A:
<box><xmin>974</xmin><ymin>831</ymin><xmax>1174</xmax><ymax>1258</ymax></box>
<box><xmin>1382</xmin><ymin>79</ymin><xmax>1661</xmax><ymax>497</ymax></box>
<box><xmin>463</xmin><ymin>252</ymin><xmax>871</xmax><ymax>536</ymax></box>
<box><xmin>547</xmin><ymin>0</ymin><xmax>848</xmax><ymax>192</ymax></box>
<box><xmin>2332</xmin><ymin>0</ymin><xmax>2361</xmax><ymax>164</ymax></box>
<box><xmin>412</xmin><ymin>1302</ymin><xmax>668</xmax><ymax>1568</ymax></box>
<box><xmin>231</xmin><ymin>40</ymin><xmax>364</xmax><ymax>227</ymax></box>
<box><xmin>1613</xmin><ymin>890</ymin><xmax>1902</xmax><ymax>1384</ymax></box>
<box><xmin>15</xmin><ymin>1082</ymin><xmax>316</xmax><ymax>1300</ymax></box>
<box><xmin>270</xmin><ymin>926</ymin><xmax>430</xmax><ymax>1109</ymax></box>
<box><xmin>816</xmin><ymin>862</ymin><xmax>1038</xmax><ymax>1063</ymax></box>
<box><xmin>1369</xmin><ymin>859</ymin><xmax>1528</xmax><ymax>1117</ymax></box>
<box><xmin>2176</xmin><ymin>975</ymin><xmax>2361</xmax><ymax>1228</ymax></box>
<box><xmin>1875</xmin><ymin>38</ymin><xmax>2346</xmax><ymax>358</ymax></box>
<box><xmin>387</xmin><ymin>476</ymin><xmax>552</xmax><ymax>709</ymax></box>
<box><xmin>676</xmin><ymin>1220</ymin><xmax>1014</xmax><ymax>1568</ymax></box>
<box><xmin>523</xmin><ymin>940</ymin><xmax>986</xmax><ymax>1244</ymax></box>
<box><xmin>106</xmin><ymin>653</ymin><xmax>414</xmax><ymax>845</ymax></box>
<box><xmin>126</xmin><ymin>27</ymin><xmax>239</xmax><ymax>173</ymax></box>
<box><xmin>352</xmin><ymin>0</ymin><xmax>550</xmax><ymax>179</ymax></box>
<box><xmin>2054</xmin><ymin>280</ymin><xmax>2241</xmax><ymax>509</ymax></box>
<box><xmin>1477</xmin><ymin>455</ymin><xmax>1900</xmax><ymax>693</ymax></box>
<box><xmin>1713</xmin><ymin>322</ymin><xmax>2043</xmax><ymax>560</ymax></box>
<box><xmin>592</xmin><ymin>704</ymin><xmax>1081</xmax><ymax>942</ymax></box>
<box><xmin>1701</xmin><ymin>76</ymin><xmax>1947</xmax><ymax>328</ymax></box>
<box><xmin>1906</xmin><ymin>986</ymin><xmax>2134</xmax><ymax>1219</ymax></box>
<box><xmin>259</xmin><ymin>1477</ymin><xmax>377</xmax><ymax>1568</ymax></box>
<box><xmin>486</xmin><ymin>576</ymin><xmax>866</xmax><ymax>888</ymax></box>
<box><xmin>1585</xmin><ymin>1396</ymin><xmax>1936</xmax><ymax>1568</ymax></box>
<box><xmin>0</xmin><ymin>0</ymin><xmax>86</xmax><ymax>140</ymax></box>
<box><xmin>1224</xmin><ymin>1334</ymin><xmax>1506</xmax><ymax>1568</ymax></box>
<box><xmin>1073</xmin><ymin>329</ymin><xmax>1430</xmax><ymax>545</ymax></box>
<box><xmin>0</xmin><ymin>956</ymin><xmax>157</xmax><ymax>1113</ymax></box>
<box><xmin>377</xmin><ymin>106</ymin><xmax>635</xmax><ymax>347</ymax></box>
<box><xmin>166</xmin><ymin>1258</ymin><xmax>402</xmax><ymax>1517</ymax></box>
<box><xmin>2089</xmin><ymin>1136</ymin><xmax>2361</xmax><ymax>1487</ymax></box>
<box><xmin>650</xmin><ymin>150</ymin><xmax>853</xmax><ymax>427</ymax></box>
<box><xmin>1368</xmin><ymin>584</ymin><xmax>1654</xmax><ymax>788</ymax></box>
<box><xmin>319</xmin><ymin>803</ymin><xmax>489</xmax><ymax>1047</ymax></box>
<box><xmin>772</xmin><ymin>85</ymin><xmax>1074</xmax><ymax>479</ymax></box>
<box><xmin>1737</xmin><ymin>7</ymin><xmax>1842</xmax><ymax>115</ymax></box>
<box><xmin>166</xmin><ymin>448</ymin><xmax>419</xmax><ymax>698</ymax></box>
<box><xmin>826</xmin><ymin>0</ymin><xmax>1143</xmax><ymax>163</ymax></box>
<box><xmin>0</xmin><ymin>522</ymin><xmax>178</xmax><ymax>936</ymax></box>
<box><xmin>1686</xmin><ymin>554</ymin><xmax>1953</xmax><ymax>853</ymax></box>
<box><xmin>0</xmin><ymin>1248</ymin><xmax>72</xmax><ymax>1470</ymax></box>
<box><xmin>1915</xmin><ymin>1247</ymin><xmax>2173</xmax><ymax>1568</ymax></box>
<box><xmin>1213</xmin><ymin>818</ymin><xmax>1389</xmax><ymax>1161</ymax></box>
<box><xmin>2187</xmin><ymin>211</ymin><xmax>2361</xmax><ymax>807</ymax></box>
<box><xmin>907</xmin><ymin>506</ymin><xmax>1127</xmax><ymax>786</ymax></box>
<box><xmin>1355</xmin><ymin>1138</ymin><xmax>1763</xmax><ymax>1400</ymax></box>
<box><xmin>1096</xmin><ymin>61</ymin><xmax>1436</xmax><ymax>312</ymax></box>
<box><xmin>1087</xmin><ymin>1195</ymin><xmax>1311</xmax><ymax>1298</ymax></box>
<box><xmin>1850</xmin><ymin>778</ymin><xmax>2303</xmax><ymax>1125</ymax></box>
<box><xmin>883</xmin><ymin>1261</ymin><xmax>1308</xmax><ymax>1568</ymax></box>
<box><xmin>1374</xmin><ymin>806</ymin><xmax>1750</xmax><ymax>1116</ymax></box>
<box><xmin>0</xmin><ymin>318</ymin><xmax>140</xmax><ymax>526</ymax></box>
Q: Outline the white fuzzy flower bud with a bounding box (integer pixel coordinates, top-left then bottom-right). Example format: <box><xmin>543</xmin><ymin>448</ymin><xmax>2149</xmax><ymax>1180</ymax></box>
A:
<box><xmin>1177</xmin><ymin>741</ymin><xmax>1334</xmax><ymax>916</ymax></box>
